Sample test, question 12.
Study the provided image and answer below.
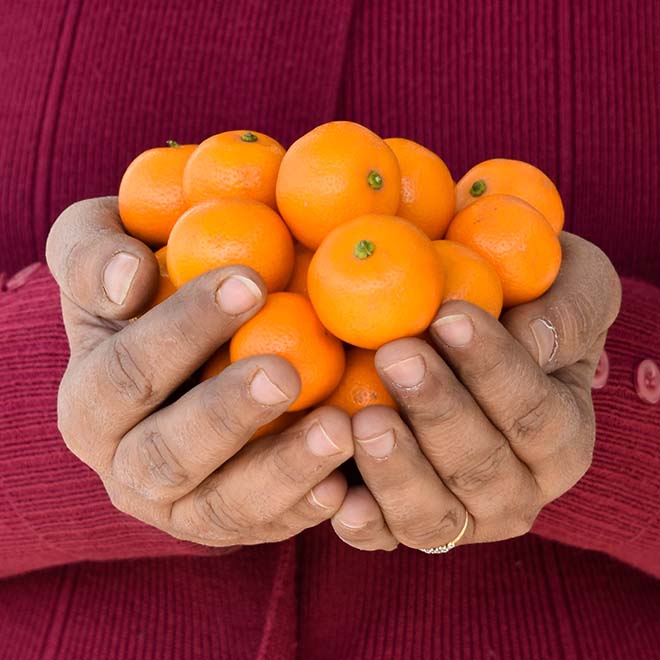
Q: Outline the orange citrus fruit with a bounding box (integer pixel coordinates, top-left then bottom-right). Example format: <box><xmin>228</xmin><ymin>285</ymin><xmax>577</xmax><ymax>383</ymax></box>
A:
<box><xmin>455</xmin><ymin>158</ymin><xmax>564</xmax><ymax>234</ymax></box>
<box><xmin>286</xmin><ymin>243</ymin><xmax>314</xmax><ymax>297</ymax></box>
<box><xmin>384</xmin><ymin>137</ymin><xmax>455</xmax><ymax>239</ymax></box>
<box><xmin>446</xmin><ymin>194</ymin><xmax>561</xmax><ymax>307</ymax></box>
<box><xmin>200</xmin><ymin>346</ymin><xmax>304</xmax><ymax>440</ymax></box>
<box><xmin>308</xmin><ymin>214</ymin><xmax>443</xmax><ymax>349</ymax></box>
<box><xmin>199</xmin><ymin>344</ymin><xmax>232</xmax><ymax>382</ymax></box>
<box><xmin>118</xmin><ymin>141</ymin><xmax>196</xmax><ymax>246</ymax></box>
<box><xmin>230</xmin><ymin>292</ymin><xmax>346</xmax><ymax>411</ymax></box>
<box><xmin>182</xmin><ymin>130</ymin><xmax>285</xmax><ymax>209</ymax></box>
<box><xmin>432</xmin><ymin>240</ymin><xmax>503</xmax><ymax>317</ymax></box>
<box><xmin>166</xmin><ymin>198</ymin><xmax>294</xmax><ymax>291</ymax></box>
<box><xmin>145</xmin><ymin>246</ymin><xmax>177</xmax><ymax>310</ymax></box>
<box><xmin>276</xmin><ymin>121</ymin><xmax>401</xmax><ymax>249</ymax></box>
<box><xmin>323</xmin><ymin>347</ymin><xmax>397</xmax><ymax>415</ymax></box>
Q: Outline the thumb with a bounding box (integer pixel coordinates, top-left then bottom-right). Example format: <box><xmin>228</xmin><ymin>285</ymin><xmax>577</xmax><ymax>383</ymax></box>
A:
<box><xmin>46</xmin><ymin>197</ymin><xmax>159</xmax><ymax>320</ymax></box>
<box><xmin>501</xmin><ymin>232</ymin><xmax>621</xmax><ymax>372</ymax></box>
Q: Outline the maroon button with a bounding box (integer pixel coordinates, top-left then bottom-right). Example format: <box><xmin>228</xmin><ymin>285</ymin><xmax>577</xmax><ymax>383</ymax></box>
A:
<box><xmin>635</xmin><ymin>359</ymin><xmax>660</xmax><ymax>405</ymax></box>
<box><xmin>6</xmin><ymin>262</ymin><xmax>42</xmax><ymax>290</ymax></box>
<box><xmin>592</xmin><ymin>350</ymin><xmax>609</xmax><ymax>389</ymax></box>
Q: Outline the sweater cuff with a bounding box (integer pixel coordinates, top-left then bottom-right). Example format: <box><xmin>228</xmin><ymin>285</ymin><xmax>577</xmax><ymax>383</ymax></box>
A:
<box><xmin>0</xmin><ymin>266</ymin><xmax>238</xmax><ymax>578</ymax></box>
<box><xmin>532</xmin><ymin>276</ymin><xmax>660</xmax><ymax>577</ymax></box>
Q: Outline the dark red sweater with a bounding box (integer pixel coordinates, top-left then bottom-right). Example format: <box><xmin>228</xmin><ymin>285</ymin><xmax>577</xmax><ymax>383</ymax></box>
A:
<box><xmin>1</xmin><ymin>1</ymin><xmax>659</xmax><ymax>658</ymax></box>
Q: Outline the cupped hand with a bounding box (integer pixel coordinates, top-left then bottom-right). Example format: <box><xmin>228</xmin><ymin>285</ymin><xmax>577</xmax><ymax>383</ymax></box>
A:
<box><xmin>46</xmin><ymin>197</ymin><xmax>353</xmax><ymax>547</ymax></box>
<box><xmin>331</xmin><ymin>232</ymin><xmax>622</xmax><ymax>551</ymax></box>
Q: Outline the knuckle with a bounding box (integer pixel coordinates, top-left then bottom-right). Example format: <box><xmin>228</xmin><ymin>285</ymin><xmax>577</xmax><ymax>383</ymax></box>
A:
<box><xmin>193</xmin><ymin>485</ymin><xmax>253</xmax><ymax>539</ymax></box>
<box><xmin>591</xmin><ymin>245</ymin><xmax>622</xmax><ymax>324</ymax></box>
<box><xmin>445</xmin><ymin>441</ymin><xmax>508</xmax><ymax>495</ymax></box>
<box><xmin>508</xmin><ymin>516</ymin><xmax>534</xmax><ymax>539</ymax></box>
<box><xmin>45</xmin><ymin>202</ymin><xmax>80</xmax><ymax>268</ymax></box>
<box><xmin>116</xmin><ymin>427</ymin><xmax>189</xmax><ymax>500</ymax></box>
<box><xmin>513</xmin><ymin>506</ymin><xmax>540</xmax><ymax>537</ymax></box>
<box><xmin>552</xmin><ymin>290</ymin><xmax>597</xmax><ymax>350</ymax></box>
<box><xmin>201</xmin><ymin>386</ymin><xmax>251</xmax><ymax>442</ymax></box>
<box><xmin>56</xmin><ymin>376</ymin><xmax>93</xmax><ymax>463</ymax></box>
<box><xmin>567</xmin><ymin>429</ymin><xmax>595</xmax><ymax>488</ymax></box>
<box><xmin>472</xmin><ymin>340</ymin><xmax>512</xmax><ymax>383</ymax></box>
<box><xmin>104</xmin><ymin>482</ymin><xmax>134</xmax><ymax>516</ymax></box>
<box><xmin>106</xmin><ymin>337</ymin><xmax>157</xmax><ymax>407</ymax></box>
<box><xmin>269</xmin><ymin>440</ymin><xmax>311</xmax><ymax>488</ymax></box>
<box><xmin>411</xmin><ymin>380</ymin><xmax>465</xmax><ymax>428</ymax></box>
<box><xmin>397</xmin><ymin>507</ymin><xmax>463</xmax><ymax>549</ymax></box>
<box><xmin>502</xmin><ymin>388</ymin><xmax>554</xmax><ymax>444</ymax></box>
<box><xmin>543</xmin><ymin>394</ymin><xmax>594</xmax><ymax>497</ymax></box>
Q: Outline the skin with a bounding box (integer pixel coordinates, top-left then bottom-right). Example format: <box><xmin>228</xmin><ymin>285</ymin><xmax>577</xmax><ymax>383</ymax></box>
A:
<box><xmin>46</xmin><ymin>198</ymin><xmax>621</xmax><ymax>552</ymax></box>
<box><xmin>46</xmin><ymin>197</ymin><xmax>353</xmax><ymax>547</ymax></box>
<box><xmin>331</xmin><ymin>233</ymin><xmax>622</xmax><ymax>551</ymax></box>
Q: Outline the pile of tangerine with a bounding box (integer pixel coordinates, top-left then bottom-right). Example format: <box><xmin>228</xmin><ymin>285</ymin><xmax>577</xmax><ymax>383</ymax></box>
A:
<box><xmin>119</xmin><ymin>121</ymin><xmax>563</xmax><ymax>436</ymax></box>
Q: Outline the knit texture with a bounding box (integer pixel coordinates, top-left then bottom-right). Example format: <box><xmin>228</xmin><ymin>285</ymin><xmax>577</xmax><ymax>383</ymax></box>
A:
<box><xmin>0</xmin><ymin>1</ymin><xmax>659</xmax><ymax>658</ymax></box>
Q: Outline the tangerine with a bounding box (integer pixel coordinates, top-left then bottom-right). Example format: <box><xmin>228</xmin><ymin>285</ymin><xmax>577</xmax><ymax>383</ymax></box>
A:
<box><xmin>166</xmin><ymin>198</ymin><xmax>294</xmax><ymax>291</ymax></box>
<box><xmin>118</xmin><ymin>141</ymin><xmax>196</xmax><ymax>246</ymax></box>
<box><xmin>276</xmin><ymin>121</ymin><xmax>400</xmax><ymax>249</ymax></box>
<box><xmin>432</xmin><ymin>240</ymin><xmax>503</xmax><ymax>317</ymax></box>
<box><xmin>230</xmin><ymin>292</ymin><xmax>346</xmax><ymax>411</ymax></box>
<box><xmin>384</xmin><ymin>137</ymin><xmax>455</xmax><ymax>239</ymax></box>
<box><xmin>182</xmin><ymin>130</ymin><xmax>284</xmax><ymax>208</ymax></box>
<box><xmin>446</xmin><ymin>194</ymin><xmax>561</xmax><ymax>307</ymax></box>
<box><xmin>455</xmin><ymin>158</ymin><xmax>564</xmax><ymax>234</ymax></box>
<box><xmin>146</xmin><ymin>246</ymin><xmax>177</xmax><ymax>310</ymax></box>
<box><xmin>323</xmin><ymin>347</ymin><xmax>397</xmax><ymax>416</ymax></box>
<box><xmin>307</xmin><ymin>214</ymin><xmax>443</xmax><ymax>349</ymax></box>
<box><xmin>285</xmin><ymin>243</ymin><xmax>314</xmax><ymax>297</ymax></box>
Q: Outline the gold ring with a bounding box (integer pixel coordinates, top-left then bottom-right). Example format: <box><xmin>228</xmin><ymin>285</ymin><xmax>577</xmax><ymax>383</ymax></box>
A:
<box><xmin>420</xmin><ymin>507</ymin><xmax>470</xmax><ymax>554</ymax></box>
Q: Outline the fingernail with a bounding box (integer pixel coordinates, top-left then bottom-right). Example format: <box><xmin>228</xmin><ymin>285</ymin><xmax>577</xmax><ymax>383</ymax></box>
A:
<box><xmin>307</xmin><ymin>480</ymin><xmax>336</xmax><ymax>509</ymax></box>
<box><xmin>336</xmin><ymin>499</ymin><xmax>369</xmax><ymax>529</ymax></box>
<box><xmin>216</xmin><ymin>276</ymin><xmax>262</xmax><ymax>315</ymax></box>
<box><xmin>357</xmin><ymin>429</ymin><xmax>395</xmax><ymax>459</ymax></box>
<box><xmin>249</xmin><ymin>369</ymin><xmax>290</xmax><ymax>405</ymax></box>
<box><xmin>529</xmin><ymin>318</ymin><xmax>558</xmax><ymax>367</ymax></box>
<box><xmin>432</xmin><ymin>314</ymin><xmax>474</xmax><ymax>347</ymax></box>
<box><xmin>383</xmin><ymin>354</ymin><xmax>426</xmax><ymax>388</ymax></box>
<box><xmin>103</xmin><ymin>252</ymin><xmax>140</xmax><ymax>305</ymax></box>
<box><xmin>306</xmin><ymin>422</ymin><xmax>342</xmax><ymax>456</ymax></box>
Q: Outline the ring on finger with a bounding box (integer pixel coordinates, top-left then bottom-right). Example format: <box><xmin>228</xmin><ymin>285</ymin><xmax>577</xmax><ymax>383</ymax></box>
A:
<box><xmin>420</xmin><ymin>506</ymin><xmax>470</xmax><ymax>554</ymax></box>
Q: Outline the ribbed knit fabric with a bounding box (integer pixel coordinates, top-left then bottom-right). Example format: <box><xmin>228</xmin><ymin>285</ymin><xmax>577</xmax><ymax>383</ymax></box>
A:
<box><xmin>0</xmin><ymin>1</ymin><xmax>659</xmax><ymax>659</ymax></box>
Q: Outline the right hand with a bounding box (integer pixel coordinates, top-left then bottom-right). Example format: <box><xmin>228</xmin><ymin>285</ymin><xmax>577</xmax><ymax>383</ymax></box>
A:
<box><xmin>46</xmin><ymin>197</ymin><xmax>353</xmax><ymax>547</ymax></box>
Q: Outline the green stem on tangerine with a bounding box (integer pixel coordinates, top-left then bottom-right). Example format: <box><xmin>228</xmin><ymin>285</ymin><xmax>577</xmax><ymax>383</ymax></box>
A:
<box><xmin>241</xmin><ymin>131</ymin><xmax>258</xmax><ymax>142</ymax></box>
<box><xmin>166</xmin><ymin>140</ymin><xmax>181</xmax><ymax>148</ymax></box>
<box><xmin>354</xmin><ymin>239</ymin><xmax>376</xmax><ymax>259</ymax></box>
<box><xmin>367</xmin><ymin>170</ymin><xmax>384</xmax><ymax>190</ymax></box>
<box><xmin>469</xmin><ymin>179</ymin><xmax>487</xmax><ymax>197</ymax></box>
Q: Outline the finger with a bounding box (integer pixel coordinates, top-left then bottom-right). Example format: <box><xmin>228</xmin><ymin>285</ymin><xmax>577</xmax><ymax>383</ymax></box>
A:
<box><xmin>59</xmin><ymin>293</ymin><xmax>120</xmax><ymax>362</ymax></box>
<box><xmin>274</xmin><ymin>471</ymin><xmax>349</xmax><ymax>538</ymax></box>
<box><xmin>500</xmin><ymin>232</ymin><xmax>621</xmax><ymax>372</ymax></box>
<box><xmin>169</xmin><ymin>407</ymin><xmax>354</xmax><ymax>545</ymax></box>
<box><xmin>374</xmin><ymin>338</ymin><xmax>535</xmax><ymax>527</ymax></box>
<box><xmin>111</xmin><ymin>355</ymin><xmax>301</xmax><ymax>499</ymax></box>
<box><xmin>59</xmin><ymin>266</ymin><xmax>267</xmax><ymax>462</ymax></box>
<box><xmin>332</xmin><ymin>486</ymin><xmax>399</xmax><ymax>551</ymax></box>
<box><xmin>46</xmin><ymin>197</ymin><xmax>160</xmax><ymax>320</ymax></box>
<box><xmin>429</xmin><ymin>302</ymin><xmax>591</xmax><ymax>494</ymax></box>
<box><xmin>350</xmin><ymin>406</ymin><xmax>475</xmax><ymax>550</ymax></box>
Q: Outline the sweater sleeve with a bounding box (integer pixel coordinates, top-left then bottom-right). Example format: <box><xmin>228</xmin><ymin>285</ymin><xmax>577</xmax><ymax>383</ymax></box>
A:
<box><xmin>532</xmin><ymin>276</ymin><xmax>660</xmax><ymax>578</ymax></box>
<box><xmin>0</xmin><ymin>265</ymin><xmax>237</xmax><ymax>579</ymax></box>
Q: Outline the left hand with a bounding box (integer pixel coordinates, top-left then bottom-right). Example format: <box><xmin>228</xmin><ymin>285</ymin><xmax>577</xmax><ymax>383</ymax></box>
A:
<box><xmin>330</xmin><ymin>232</ymin><xmax>622</xmax><ymax>551</ymax></box>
